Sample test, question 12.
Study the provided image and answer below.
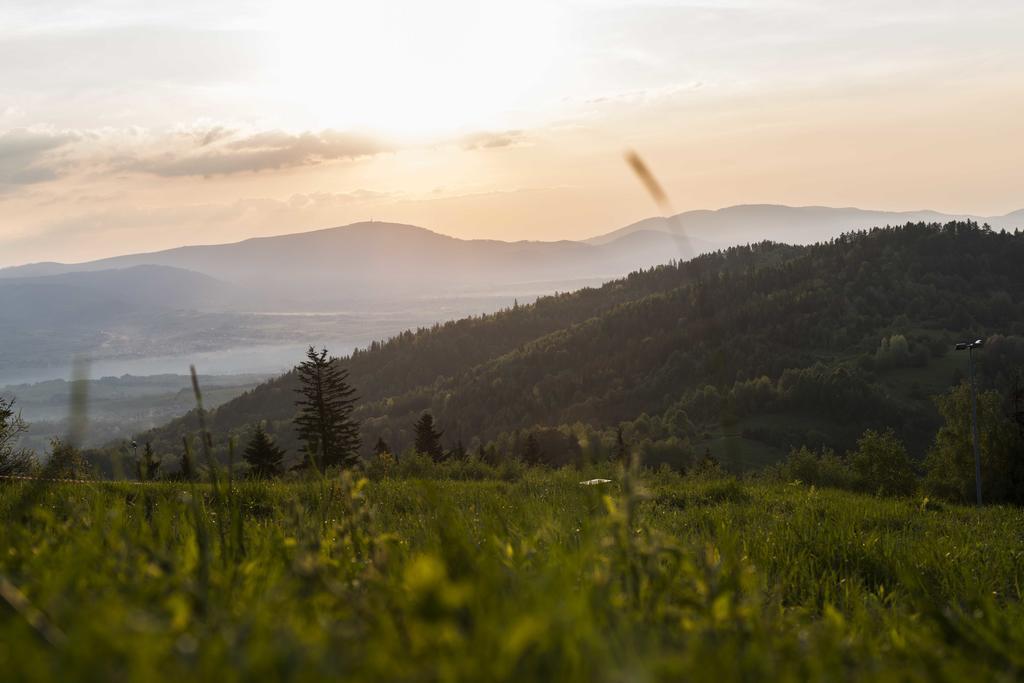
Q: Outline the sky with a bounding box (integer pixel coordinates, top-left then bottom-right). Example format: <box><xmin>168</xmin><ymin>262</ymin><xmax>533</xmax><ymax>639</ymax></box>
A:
<box><xmin>1</xmin><ymin>0</ymin><xmax>1022</xmax><ymax>267</ymax></box>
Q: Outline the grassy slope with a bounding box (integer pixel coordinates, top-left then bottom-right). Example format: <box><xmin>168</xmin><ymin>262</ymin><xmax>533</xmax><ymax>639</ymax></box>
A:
<box><xmin>1</xmin><ymin>471</ymin><xmax>1022</xmax><ymax>680</ymax></box>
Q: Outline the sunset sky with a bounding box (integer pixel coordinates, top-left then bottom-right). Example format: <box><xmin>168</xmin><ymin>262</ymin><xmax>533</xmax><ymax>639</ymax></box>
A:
<box><xmin>1</xmin><ymin>0</ymin><xmax>1022</xmax><ymax>267</ymax></box>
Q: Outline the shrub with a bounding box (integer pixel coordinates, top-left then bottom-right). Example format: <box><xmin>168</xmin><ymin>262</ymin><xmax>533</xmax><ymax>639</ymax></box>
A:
<box><xmin>782</xmin><ymin>445</ymin><xmax>858</xmax><ymax>490</ymax></box>
<box><xmin>848</xmin><ymin>428</ymin><xmax>916</xmax><ymax>497</ymax></box>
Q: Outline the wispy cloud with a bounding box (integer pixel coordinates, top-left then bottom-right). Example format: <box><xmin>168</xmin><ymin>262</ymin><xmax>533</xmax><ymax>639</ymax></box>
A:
<box><xmin>133</xmin><ymin>129</ymin><xmax>390</xmax><ymax>177</ymax></box>
<box><xmin>0</xmin><ymin>124</ymin><xmax>545</xmax><ymax>189</ymax></box>
<box><xmin>460</xmin><ymin>130</ymin><xmax>527</xmax><ymax>150</ymax></box>
<box><xmin>0</xmin><ymin>129</ymin><xmax>78</xmax><ymax>187</ymax></box>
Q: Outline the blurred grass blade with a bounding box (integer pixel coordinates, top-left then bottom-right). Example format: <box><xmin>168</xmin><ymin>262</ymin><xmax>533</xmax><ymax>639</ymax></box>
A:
<box><xmin>0</xmin><ymin>574</ymin><xmax>67</xmax><ymax>648</ymax></box>
<box><xmin>625</xmin><ymin>149</ymin><xmax>693</xmax><ymax>263</ymax></box>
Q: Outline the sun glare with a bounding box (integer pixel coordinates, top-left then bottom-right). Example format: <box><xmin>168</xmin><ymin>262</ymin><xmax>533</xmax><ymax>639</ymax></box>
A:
<box><xmin>266</xmin><ymin>0</ymin><xmax>564</xmax><ymax>137</ymax></box>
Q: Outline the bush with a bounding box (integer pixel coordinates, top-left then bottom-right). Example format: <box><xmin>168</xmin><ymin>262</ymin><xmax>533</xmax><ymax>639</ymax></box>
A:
<box><xmin>782</xmin><ymin>446</ymin><xmax>858</xmax><ymax>490</ymax></box>
<box><xmin>848</xmin><ymin>428</ymin><xmax>916</xmax><ymax>496</ymax></box>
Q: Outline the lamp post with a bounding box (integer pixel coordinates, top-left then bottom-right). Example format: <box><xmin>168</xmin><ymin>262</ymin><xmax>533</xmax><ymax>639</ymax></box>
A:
<box><xmin>954</xmin><ymin>339</ymin><xmax>984</xmax><ymax>506</ymax></box>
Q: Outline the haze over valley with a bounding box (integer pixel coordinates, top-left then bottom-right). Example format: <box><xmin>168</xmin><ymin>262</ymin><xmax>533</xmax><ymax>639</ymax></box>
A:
<box><xmin>4</xmin><ymin>204</ymin><xmax>1020</xmax><ymax>383</ymax></box>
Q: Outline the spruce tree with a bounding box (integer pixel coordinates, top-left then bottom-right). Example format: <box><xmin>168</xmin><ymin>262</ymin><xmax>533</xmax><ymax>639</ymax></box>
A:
<box><xmin>243</xmin><ymin>424</ymin><xmax>286</xmax><ymax>478</ymax></box>
<box><xmin>614</xmin><ymin>426</ymin><xmax>628</xmax><ymax>464</ymax></box>
<box><xmin>374</xmin><ymin>437</ymin><xmax>391</xmax><ymax>456</ymax></box>
<box><xmin>522</xmin><ymin>433</ymin><xmax>542</xmax><ymax>465</ymax></box>
<box><xmin>451</xmin><ymin>439</ymin><xmax>467</xmax><ymax>461</ymax></box>
<box><xmin>294</xmin><ymin>347</ymin><xmax>361</xmax><ymax>471</ymax></box>
<box><xmin>137</xmin><ymin>441</ymin><xmax>160</xmax><ymax>481</ymax></box>
<box><xmin>179</xmin><ymin>436</ymin><xmax>196</xmax><ymax>482</ymax></box>
<box><xmin>413</xmin><ymin>412</ymin><xmax>444</xmax><ymax>461</ymax></box>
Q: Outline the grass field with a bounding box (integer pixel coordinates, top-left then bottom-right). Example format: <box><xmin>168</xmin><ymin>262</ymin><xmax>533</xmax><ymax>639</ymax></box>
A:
<box><xmin>1</xmin><ymin>467</ymin><xmax>1023</xmax><ymax>681</ymax></box>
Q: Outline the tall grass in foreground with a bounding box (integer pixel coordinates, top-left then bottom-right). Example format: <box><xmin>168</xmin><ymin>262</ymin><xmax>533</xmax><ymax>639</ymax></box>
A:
<box><xmin>1</xmin><ymin>465</ymin><xmax>1022</xmax><ymax>681</ymax></box>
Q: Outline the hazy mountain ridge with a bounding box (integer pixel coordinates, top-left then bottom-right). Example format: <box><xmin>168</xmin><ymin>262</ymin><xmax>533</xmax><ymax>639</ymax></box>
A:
<box><xmin>585</xmin><ymin>204</ymin><xmax>1024</xmax><ymax>246</ymax></box>
<box><xmin>0</xmin><ymin>265</ymin><xmax>233</xmax><ymax>313</ymax></box>
<box><xmin>0</xmin><ymin>222</ymin><xmax>710</xmax><ymax>302</ymax></box>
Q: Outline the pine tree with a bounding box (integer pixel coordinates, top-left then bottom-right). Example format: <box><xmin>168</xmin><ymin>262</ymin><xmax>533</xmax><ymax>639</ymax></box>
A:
<box><xmin>374</xmin><ymin>436</ymin><xmax>391</xmax><ymax>456</ymax></box>
<box><xmin>614</xmin><ymin>426</ymin><xmax>628</xmax><ymax>464</ymax></box>
<box><xmin>413</xmin><ymin>412</ymin><xmax>444</xmax><ymax>461</ymax></box>
<box><xmin>451</xmin><ymin>439</ymin><xmax>467</xmax><ymax>461</ymax></box>
<box><xmin>522</xmin><ymin>433</ymin><xmax>542</xmax><ymax>465</ymax></box>
<box><xmin>179</xmin><ymin>436</ymin><xmax>196</xmax><ymax>482</ymax></box>
<box><xmin>137</xmin><ymin>441</ymin><xmax>160</xmax><ymax>481</ymax></box>
<box><xmin>294</xmin><ymin>346</ymin><xmax>361</xmax><ymax>471</ymax></box>
<box><xmin>243</xmin><ymin>424</ymin><xmax>286</xmax><ymax>478</ymax></box>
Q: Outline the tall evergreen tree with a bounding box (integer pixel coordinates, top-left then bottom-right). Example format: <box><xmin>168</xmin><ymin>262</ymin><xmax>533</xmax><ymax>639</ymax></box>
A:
<box><xmin>243</xmin><ymin>424</ymin><xmax>286</xmax><ymax>478</ymax></box>
<box><xmin>413</xmin><ymin>412</ymin><xmax>444</xmax><ymax>461</ymax></box>
<box><xmin>614</xmin><ymin>426</ymin><xmax>628</xmax><ymax>464</ymax></box>
<box><xmin>294</xmin><ymin>347</ymin><xmax>361</xmax><ymax>470</ymax></box>
<box><xmin>136</xmin><ymin>441</ymin><xmax>160</xmax><ymax>481</ymax></box>
<box><xmin>451</xmin><ymin>439</ymin><xmax>467</xmax><ymax>461</ymax></box>
<box><xmin>522</xmin><ymin>433</ymin><xmax>542</xmax><ymax>465</ymax></box>
<box><xmin>179</xmin><ymin>436</ymin><xmax>196</xmax><ymax>482</ymax></box>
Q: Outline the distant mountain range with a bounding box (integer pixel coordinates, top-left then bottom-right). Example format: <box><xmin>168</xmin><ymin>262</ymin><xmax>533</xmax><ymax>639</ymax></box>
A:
<box><xmin>0</xmin><ymin>222</ymin><xmax>722</xmax><ymax>310</ymax></box>
<box><xmin>2</xmin><ymin>204</ymin><xmax>1021</xmax><ymax>383</ymax></box>
<box><xmin>585</xmin><ymin>204</ymin><xmax>1024</xmax><ymax>245</ymax></box>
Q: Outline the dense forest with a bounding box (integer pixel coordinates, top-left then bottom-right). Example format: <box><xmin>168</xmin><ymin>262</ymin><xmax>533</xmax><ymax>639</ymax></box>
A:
<box><xmin>106</xmin><ymin>222</ymin><xmax>1023</xmax><ymax>486</ymax></box>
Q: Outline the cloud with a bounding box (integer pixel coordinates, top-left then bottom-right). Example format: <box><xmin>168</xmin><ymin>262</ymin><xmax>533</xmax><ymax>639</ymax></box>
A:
<box><xmin>195</xmin><ymin>126</ymin><xmax>234</xmax><ymax>147</ymax></box>
<box><xmin>0</xmin><ymin>129</ymin><xmax>78</xmax><ymax>187</ymax></box>
<box><xmin>134</xmin><ymin>129</ymin><xmax>389</xmax><ymax>177</ymax></box>
<box><xmin>0</xmin><ymin>124</ymin><xmax>533</xmax><ymax>189</ymax></box>
<box><xmin>460</xmin><ymin>130</ymin><xmax>526</xmax><ymax>150</ymax></box>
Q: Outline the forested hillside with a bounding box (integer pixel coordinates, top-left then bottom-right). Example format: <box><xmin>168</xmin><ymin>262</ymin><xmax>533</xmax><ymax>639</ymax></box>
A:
<box><xmin>137</xmin><ymin>222</ymin><xmax>1024</xmax><ymax>472</ymax></box>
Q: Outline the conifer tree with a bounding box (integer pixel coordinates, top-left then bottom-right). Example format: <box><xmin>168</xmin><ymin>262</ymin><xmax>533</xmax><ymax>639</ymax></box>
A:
<box><xmin>522</xmin><ymin>433</ymin><xmax>542</xmax><ymax>465</ymax></box>
<box><xmin>413</xmin><ymin>412</ymin><xmax>444</xmax><ymax>461</ymax></box>
<box><xmin>179</xmin><ymin>436</ymin><xmax>196</xmax><ymax>482</ymax></box>
<box><xmin>243</xmin><ymin>424</ymin><xmax>286</xmax><ymax>478</ymax></box>
<box><xmin>614</xmin><ymin>426</ymin><xmax>628</xmax><ymax>464</ymax></box>
<box><xmin>294</xmin><ymin>347</ymin><xmax>361</xmax><ymax>470</ymax></box>
<box><xmin>136</xmin><ymin>441</ymin><xmax>160</xmax><ymax>481</ymax></box>
<box><xmin>374</xmin><ymin>436</ymin><xmax>391</xmax><ymax>456</ymax></box>
<box><xmin>451</xmin><ymin>439</ymin><xmax>467</xmax><ymax>461</ymax></box>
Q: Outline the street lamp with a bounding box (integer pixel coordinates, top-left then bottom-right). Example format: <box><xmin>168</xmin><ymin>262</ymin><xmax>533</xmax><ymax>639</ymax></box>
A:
<box><xmin>954</xmin><ymin>338</ymin><xmax>984</xmax><ymax>506</ymax></box>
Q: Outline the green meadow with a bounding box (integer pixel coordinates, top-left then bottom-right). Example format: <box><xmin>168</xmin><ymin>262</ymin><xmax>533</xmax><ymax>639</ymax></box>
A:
<box><xmin>2</xmin><ymin>466</ymin><xmax>1022</xmax><ymax>681</ymax></box>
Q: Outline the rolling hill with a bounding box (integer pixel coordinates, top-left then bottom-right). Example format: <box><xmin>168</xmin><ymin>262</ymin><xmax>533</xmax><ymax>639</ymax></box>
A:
<box><xmin>135</xmin><ymin>221</ymin><xmax>1024</xmax><ymax>472</ymax></box>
